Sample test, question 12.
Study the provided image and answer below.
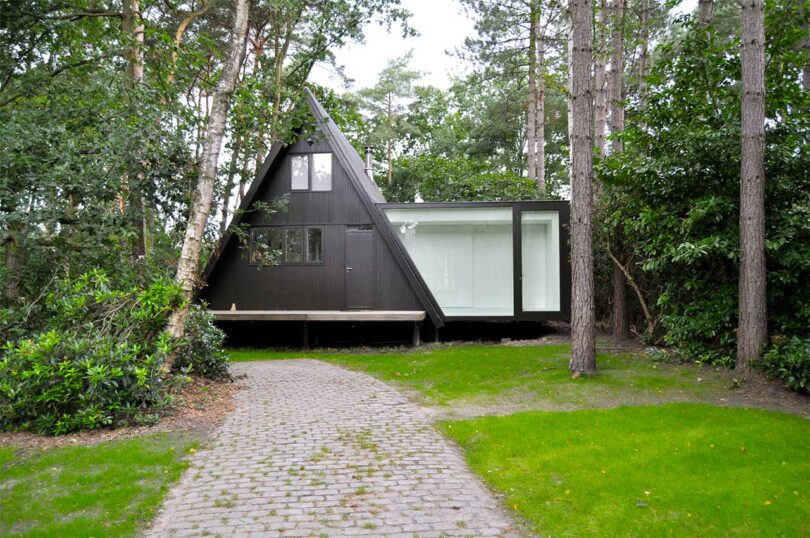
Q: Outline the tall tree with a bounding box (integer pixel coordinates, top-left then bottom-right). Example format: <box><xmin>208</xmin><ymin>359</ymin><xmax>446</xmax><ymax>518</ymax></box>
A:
<box><xmin>637</xmin><ymin>0</ymin><xmax>651</xmax><ymax>108</ymax></box>
<box><xmin>594</xmin><ymin>0</ymin><xmax>609</xmax><ymax>158</ymax></box>
<box><xmin>168</xmin><ymin>0</ymin><xmax>251</xmax><ymax>341</ymax></box>
<box><xmin>357</xmin><ymin>53</ymin><xmax>421</xmax><ymax>186</ymax></box>
<box><xmin>736</xmin><ymin>0</ymin><xmax>767</xmax><ymax>370</ymax></box>
<box><xmin>528</xmin><ymin>2</ymin><xmax>539</xmax><ymax>185</ymax></box>
<box><xmin>802</xmin><ymin>0</ymin><xmax>809</xmax><ymax>90</ymax></box>
<box><xmin>569</xmin><ymin>0</ymin><xmax>596</xmax><ymax>375</ymax></box>
<box><xmin>698</xmin><ymin>0</ymin><xmax>713</xmax><ymax>26</ymax></box>
<box><xmin>123</xmin><ymin>0</ymin><xmax>147</xmax><ymax>258</ymax></box>
<box><xmin>609</xmin><ymin>0</ymin><xmax>629</xmax><ymax>339</ymax></box>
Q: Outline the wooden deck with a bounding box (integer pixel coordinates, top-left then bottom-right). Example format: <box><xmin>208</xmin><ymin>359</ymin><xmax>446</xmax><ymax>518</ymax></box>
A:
<box><xmin>210</xmin><ymin>310</ymin><xmax>427</xmax><ymax>322</ymax></box>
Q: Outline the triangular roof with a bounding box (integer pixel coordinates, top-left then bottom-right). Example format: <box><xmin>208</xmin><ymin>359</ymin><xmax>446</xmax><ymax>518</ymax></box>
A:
<box><xmin>201</xmin><ymin>89</ymin><xmax>443</xmax><ymax>327</ymax></box>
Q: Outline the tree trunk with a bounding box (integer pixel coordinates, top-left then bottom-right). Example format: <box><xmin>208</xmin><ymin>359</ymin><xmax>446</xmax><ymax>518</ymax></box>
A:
<box><xmin>609</xmin><ymin>0</ymin><xmax>629</xmax><ymax>340</ymax></box>
<box><xmin>167</xmin><ymin>0</ymin><xmax>252</xmax><ymax>342</ymax></box>
<box><xmin>387</xmin><ymin>92</ymin><xmax>394</xmax><ymax>186</ymax></box>
<box><xmin>168</xmin><ymin>0</ymin><xmax>210</xmax><ymax>85</ymax></box>
<box><xmin>594</xmin><ymin>0</ymin><xmax>608</xmax><ymax>158</ymax></box>
<box><xmin>698</xmin><ymin>0</ymin><xmax>713</xmax><ymax>27</ymax></box>
<box><xmin>612</xmin><ymin>249</ymin><xmax>629</xmax><ymax>338</ymax></box>
<box><xmin>801</xmin><ymin>0</ymin><xmax>809</xmax><ymax>90</ymax></box>
<box><xmin>609</xmin><ymin>0</ymin><xmax>625</xmax><ymax>155</ymax></box>
<box><xmin>569</xmin><ymin>0</ymin><xmax>596</xmax><ymax>376</ymax></box>
<box><xmin>123</xmin><ymin>0</ymin><xmax>146</xmax><ymax>258</ymax></box>
<box><xmin>527</xmin><ymin>2</ymin><xmax>538</xmax><ymax>182</ymax></box>
<box><xmin>253</xmin><ymin>32</ymin><xmax>266</xmax><ymax>176</ymax></box>
<box><xmin>3</xmin><ymin>228</ymin><xmax>21</xmax><ymax>304</ymax></box>
<box><xmin>567</xmin><ymin>14</ymin><xmax>574</xmax><ymax>160</ymax></box>
<box><xmin>638</xmin><ymin>0</ymin><xmax>650</xmax><ymax>110</ymax></box>
<box><xmin>221</xmin><ymin>135</ymin><xmax>243</xmax><ymax>236</ymax></box>
<box><xmin>535</xmin><ymin>6</ymin><xmax>546</xmax><ymax>195</ymax></box>
<box><xmin>737</xmin><ymin>0</ymin><xmax>767</xmax><ymax>371</ymax></box>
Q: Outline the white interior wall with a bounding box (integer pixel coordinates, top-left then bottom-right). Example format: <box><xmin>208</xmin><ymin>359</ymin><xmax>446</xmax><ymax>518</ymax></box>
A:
<box><xmin>387</xmin><ymin>208</ymin><xmax>514</xmax><ymax>316</ymax></box>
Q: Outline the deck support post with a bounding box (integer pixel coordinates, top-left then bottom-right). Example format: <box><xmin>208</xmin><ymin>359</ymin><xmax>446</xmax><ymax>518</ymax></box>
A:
<box><xmin>302</xmin><ymin>321</ymin><xmax>310</xmax><ymax>350</ymax></box>
<box><xmin>411</xmin><ymin>322</ymin><xmax>421</xmax><ymax>347</ymax></box>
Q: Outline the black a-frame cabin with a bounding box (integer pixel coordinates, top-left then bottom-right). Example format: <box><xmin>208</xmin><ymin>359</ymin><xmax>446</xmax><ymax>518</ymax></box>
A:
<box><xmin>201</xmin><ymin>90</ymin><xmax>570</xmax><ymax>347</ymax></box>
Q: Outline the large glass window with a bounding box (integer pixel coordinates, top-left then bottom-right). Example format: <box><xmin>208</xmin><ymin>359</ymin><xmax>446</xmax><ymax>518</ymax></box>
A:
<box><xmin>521</xmin><ymin>211</ymin><xmax>560</xmax><ymax>311</ymax></box>
<box><xmin>311</xmin><ymin>153</ymin><xmax>332</xmax><ymax>191</ymax></box>
<box><xmin>386</xmin><ymin>207</ymin><xmax>514</xmax><ymax>317</ymax></box>
<box><xmin>291</xmin><ymin>155</ymin><xmax>309</xmax><ymax>190</ymax></box>
<box><xmin>306</xmin><ymin>227</ymin><xmax>323</xmax><ymax>263</ymax></box>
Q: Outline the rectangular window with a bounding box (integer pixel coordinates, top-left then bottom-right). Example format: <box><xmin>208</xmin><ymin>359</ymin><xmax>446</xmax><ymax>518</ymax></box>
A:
<box><xmin>521</xmin><ymin>212</ymin><xmax>561</xmax><ymax>311</ymax></box>
<box><xmin>285</xmin><ymin>228</ymin><xmax>303</xmax><ymax>262</ymax></box>
<box><xmin>249</xmin><ymin>227</ymin><xmax>283</xmax><ymax>265</ymax></box>
<box><xmin>290</xmin><ymin>153</ymin><xmax>332</xmax><ymax>192</ymax></box>
<box><xmin>311</xmin><ymin>153</ymin><xmax>332</xmax><ymax>191</ymax></box>
<box><xmin>306</xmin><ymin>227</ymin><xmax>324</xmax><ymax>263</ymax></box>
<box><xmin>249</xmin><ymin>226</ymin><xmax>325</xmax><ymax>265</ymax></box>
<box><xmin>291</xmin><ymin>155</ymin><xmax>309</xmax><ymax>190</ymax></box>
<box><xmin>385</xmin><ymin>207</ymin><xmax>514</xmax><ymax>317</ymax></box>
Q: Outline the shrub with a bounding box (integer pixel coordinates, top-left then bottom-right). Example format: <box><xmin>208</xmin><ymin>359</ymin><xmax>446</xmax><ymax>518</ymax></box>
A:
<box><xmin>173</xmin><ymin>304</ymin><xmax>230</xmax><ymax>381</ymax></box>
<box><xmin>0</xmin><ymin>270</ymin><xmax>183</xmax><ymax>435</ymax></box>
<box><xmin>760</xmin><ymin>337</ymin><xmax>810</xmax><ymax>395</ymax></box>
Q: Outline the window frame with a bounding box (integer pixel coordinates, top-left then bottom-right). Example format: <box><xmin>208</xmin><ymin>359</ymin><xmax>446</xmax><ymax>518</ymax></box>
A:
<box><xmin>289</xmin><ymin>152</ymin><xmax>332</xmax><ymax>192</ymax></box>
<box><xmin>248</xmin><ymin>225</ymin><xmax>325</xmax><ymax>266</ymax></box>
<box><xmin>290</xmin><ymin>155</ymin><xmax>310</xmax><ymax>191</ymax></box>
<box><xmin>305</xmin><ymin>226</ymin><xmax>324</xmax><ymax>264</ymax></box>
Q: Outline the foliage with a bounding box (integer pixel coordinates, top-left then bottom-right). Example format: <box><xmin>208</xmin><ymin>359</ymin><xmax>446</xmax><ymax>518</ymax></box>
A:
<box><xmin>598</xmin><ymin>6</ymin><xmax>809</xmax><ymax>368</ymax></box>
<box><xmin>173</xmin><ymin>304</ymin><xmax>230</xmax><ymax>381</ymax></box>
<box><xmin>390</xmin><ymin>155</ymin><xmax>537</xmax><ymax>202</ymax></box>
<box><xmin>444</xmin><ymin>404</ymin><xmax>810</xmax><ymax>537</ymax></box>
<box><xmin>760</xmin><ymin>336</ymin><xmax>810</xmax><ymax>394</ymax></box>
<box><xmin>0</xmin><ymin>433</ymin><xmax>200</xmax><ymax>537</ymax></box>
<box><xmin>0</xmin><ymin>270</ymin><xmax>183</xmax><ymax>434</ymax></box>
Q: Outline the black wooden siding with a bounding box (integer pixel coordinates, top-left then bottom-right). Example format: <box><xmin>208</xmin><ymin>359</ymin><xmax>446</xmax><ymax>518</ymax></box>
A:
<box><xmin>199</xmin><ymin>140</ymin><xmax>423</xmax><ymax>312</ymax></box>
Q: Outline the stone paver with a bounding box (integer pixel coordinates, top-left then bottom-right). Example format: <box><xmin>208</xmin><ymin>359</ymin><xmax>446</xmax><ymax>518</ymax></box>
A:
<box><xmin>147</xmin><ymin>360</ymin><xmax>521</xmax><ymax>537</ymax></box>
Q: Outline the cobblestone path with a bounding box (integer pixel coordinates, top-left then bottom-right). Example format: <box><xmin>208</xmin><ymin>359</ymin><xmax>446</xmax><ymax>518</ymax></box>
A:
<box><xmin>147</xmin><ymin>360</ymin><xmax>521</xmax><ymax>538</ymax></box>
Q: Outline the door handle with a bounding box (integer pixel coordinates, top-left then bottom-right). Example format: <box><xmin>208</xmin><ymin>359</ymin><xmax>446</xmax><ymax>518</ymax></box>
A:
<box><xmin>346</xmin><ymin>266</ymin><xmax>353</xmax><ymax>272</ymax></box>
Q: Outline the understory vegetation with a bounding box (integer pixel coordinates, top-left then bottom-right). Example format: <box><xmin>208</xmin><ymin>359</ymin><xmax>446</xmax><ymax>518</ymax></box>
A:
<box><xmin>0</xmin><ymin>271</ymin><xmax>228</xmax><ymax>435</ymax></box>
<box><xmin>0</xmin><ymin>432</ymin><xmax>200</xmax><ymax>537</ymax></box>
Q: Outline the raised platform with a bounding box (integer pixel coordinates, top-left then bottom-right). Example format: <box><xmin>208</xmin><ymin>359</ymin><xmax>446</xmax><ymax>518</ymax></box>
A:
<box><xmin>210</xmin><ymin>310</ymin><xmax>426</xmax><ymax>322</ymax></box>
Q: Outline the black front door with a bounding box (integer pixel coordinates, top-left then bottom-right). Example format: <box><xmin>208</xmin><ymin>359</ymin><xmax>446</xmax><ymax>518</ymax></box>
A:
<box><xmin>344</xmin><ymin>228</ymin><xmax>374</xmax><ymax>309</ymax></box>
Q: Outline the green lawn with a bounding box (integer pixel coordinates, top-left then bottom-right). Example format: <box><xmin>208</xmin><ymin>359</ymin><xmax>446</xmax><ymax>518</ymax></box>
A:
<box><xmin>0</xmin><ymin>433</ymin><xmax>200</xmax><ymax>537</ymax></box>
<box><xmin>229</xmin><ymin>343</ymin><xmax>733</xmax><ymax>411</ymax></box>
<box><xmin>442</xmin><ymin>404</ymin><xmax>810</xmax><ymax>537</ymax></box>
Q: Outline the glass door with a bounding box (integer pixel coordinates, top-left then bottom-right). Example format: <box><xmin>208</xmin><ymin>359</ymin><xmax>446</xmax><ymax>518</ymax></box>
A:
<box><xmin>516</xmin><ymin>209</ymin><xmax>562</xmax><ymax>316</ymax></box>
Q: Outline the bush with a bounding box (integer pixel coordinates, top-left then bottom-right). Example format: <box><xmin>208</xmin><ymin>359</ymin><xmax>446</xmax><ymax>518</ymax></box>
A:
<box><xmin>173</xmin><ymin>304</ymin><xmax>230</xmax><ymax>381</ymax></box>
<box><xmin>760</xmin><ymin>337</ymin><xmax>810</xmax><ymax>395</ymax></box>
<box><xmin>0</xmin><ymin>270</ymin><xmax>183</xmax><ymax>435</ymax></box>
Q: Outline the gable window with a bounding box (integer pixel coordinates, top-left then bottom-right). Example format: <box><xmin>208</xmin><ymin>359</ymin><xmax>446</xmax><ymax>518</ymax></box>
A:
<box><xmin>290</xmin><ymin>153</ymin><xmax>332</xmax><ymax>191</ymax></box>
<box><xmin>249</xmin><ymin>226</ymin><xmax>325</xmax><ymax>265</ymax></box>
<box><xmin>291</xmin><ymin>155</ymin><xmax>309</xmax><ymax>190</ymax></box>
<box><xmin>311</xmin><ymin>153</ymin><xmax>332</xmax><ymax>191</ymax></box>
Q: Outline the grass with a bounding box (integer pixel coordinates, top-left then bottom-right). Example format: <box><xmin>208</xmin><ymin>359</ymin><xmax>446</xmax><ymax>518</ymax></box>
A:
<box><xmin>228</xmin><ymin>343</ymin><xmax>732</xmax><ymax>411</ymax></box>
<box><xmin>441</xmin><ymin>404</ymin><xmax>810</xmax><ymax>537</ymax></box>
<box><xmin>0</xmin><ymin>433</ymin><xmax>200</xmax><ymax>537</ymax></box>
